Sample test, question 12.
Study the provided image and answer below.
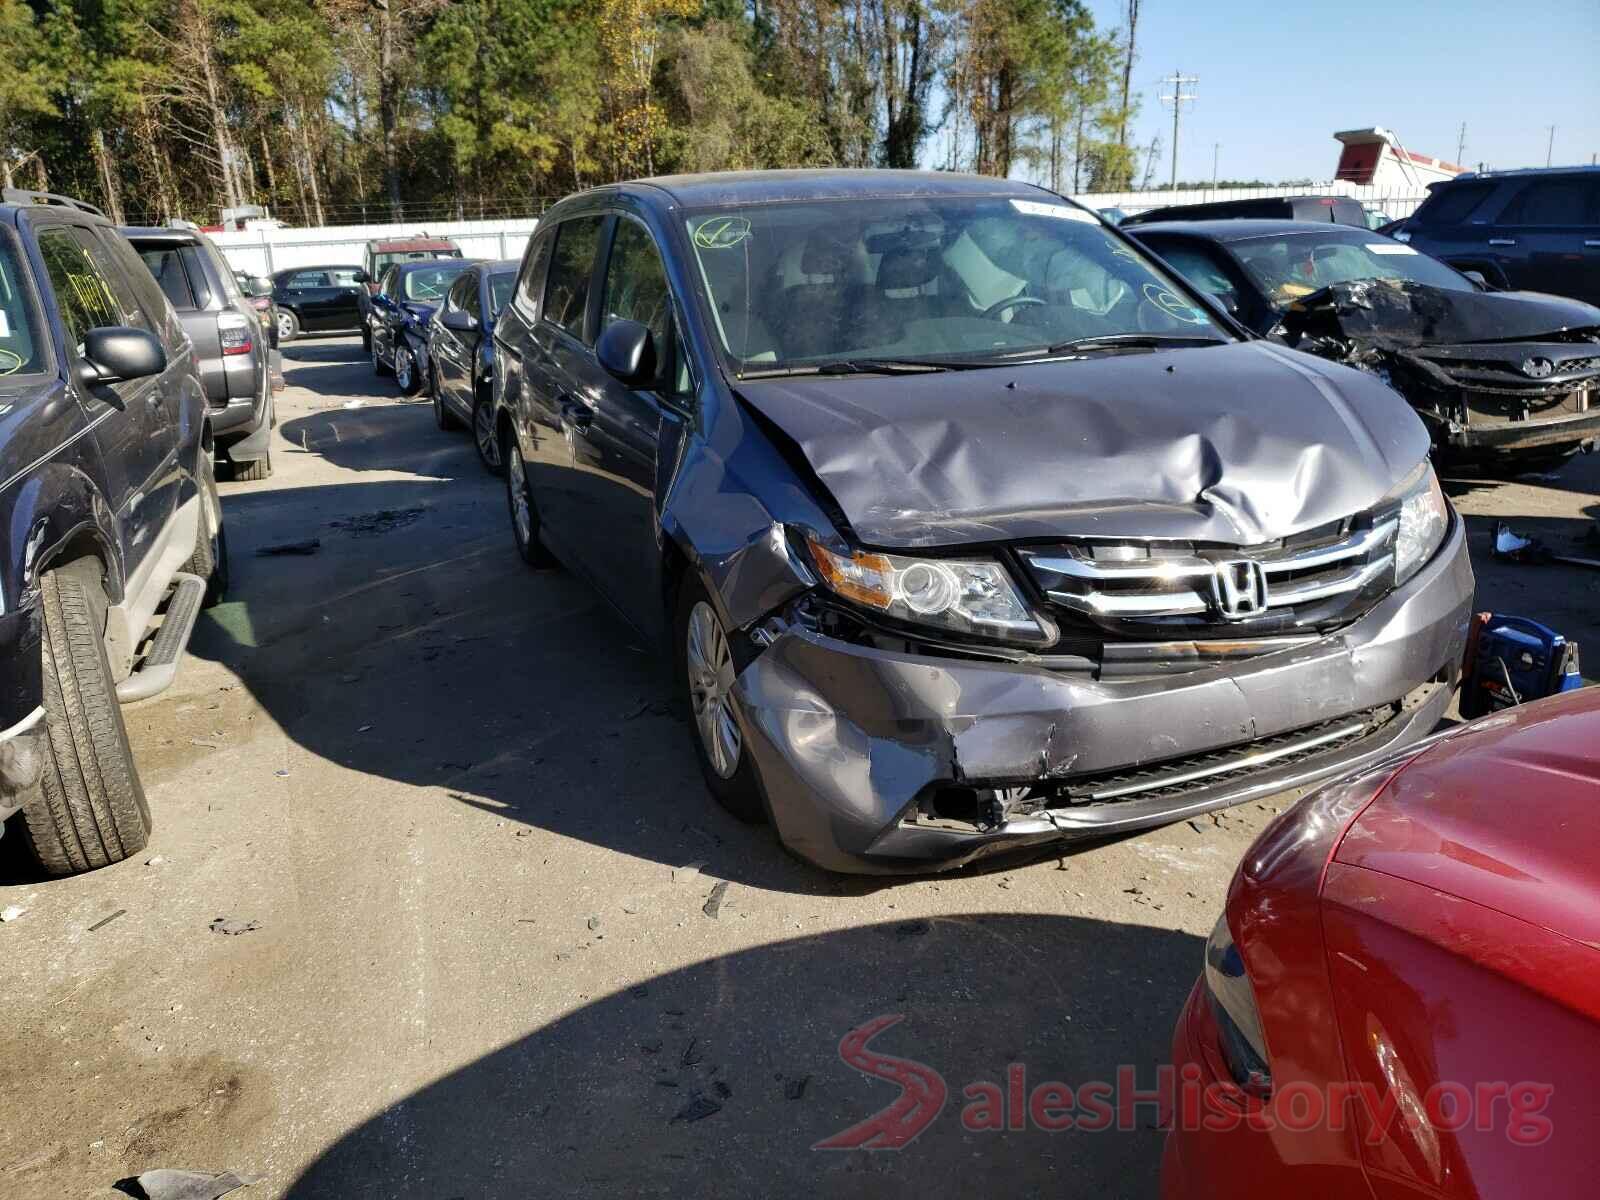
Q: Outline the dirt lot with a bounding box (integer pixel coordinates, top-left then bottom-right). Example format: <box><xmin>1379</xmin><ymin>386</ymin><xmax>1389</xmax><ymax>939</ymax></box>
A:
<box><xmin>2</xmin><ymin>336</ymin><xmax>1596</xmax><ymax>1198</ymax></box>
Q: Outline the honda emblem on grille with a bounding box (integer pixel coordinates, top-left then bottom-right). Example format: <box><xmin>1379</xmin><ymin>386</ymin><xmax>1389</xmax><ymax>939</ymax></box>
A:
<box><xmin>1212</xmin><ymin>559</ymin><xmax>1268</xmax><ymax>619</ymax></box>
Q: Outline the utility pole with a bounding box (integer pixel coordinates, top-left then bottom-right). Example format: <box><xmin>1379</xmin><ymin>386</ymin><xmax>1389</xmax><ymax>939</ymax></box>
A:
<box><xmin>1160</xmin><ymin>71</ymin><xmax>1198</xmax><ymax>190</ymax></box>
<box><xmin>1212</xmin><ymin>142</ymin><xmax>1220</xmax><ymax>196</ymax></box>
<box><xmin>1455</xmin><ymin>122</ymin><xmax>1467</xmax><ymax>164</ymax></box>
<box><xmin>1545</xmin><ymin>125</ymin><xmax>1555</xmax><ymax>167</ymax></box>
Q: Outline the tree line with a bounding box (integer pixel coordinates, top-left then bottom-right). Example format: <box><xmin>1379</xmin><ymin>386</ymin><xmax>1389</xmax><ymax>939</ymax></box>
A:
<box><xmin>1</xmin><ymin>0</ymin><xmax>1148</xmax><ymax>227</ymax></box>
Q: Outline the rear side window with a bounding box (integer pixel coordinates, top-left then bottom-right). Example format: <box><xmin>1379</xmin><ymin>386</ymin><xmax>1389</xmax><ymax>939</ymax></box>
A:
<box><xmin>288</xmin><ymin>270</ymin><xmax>331</xmax><ymax>289</ymax></box>
<box><xmin>329</xmin><ymin>268</ymin><xmax>362</xmax><ymax>287</ymax></box>
<box><xmin>543</xmin><ymin>216</ymin><xmax>604</xmax><ymax>340</ymax></box>
<box><xmin>1500</xmin><ymin>178</ymin><xmax>1597</xmax><ymax>225</ymax></box>
<box><xmin>139</xmin><ymin>247</ymin><xmax>197</xmax><ymax>308</ymax></box>
<box><xmin>1412</xmin><ymin>181</ymin><xmax>1496</xmax><ymax>227</ymax></box>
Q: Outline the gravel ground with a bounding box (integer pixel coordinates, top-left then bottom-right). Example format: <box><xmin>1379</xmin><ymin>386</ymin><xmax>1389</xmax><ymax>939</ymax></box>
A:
<box><xmin>2</xmin><ymin>335</ymin><xmax>1596</xmax><ymax>1198</ymax></box>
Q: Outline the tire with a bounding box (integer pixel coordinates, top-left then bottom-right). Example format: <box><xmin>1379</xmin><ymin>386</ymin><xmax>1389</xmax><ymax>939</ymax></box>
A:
<box><xmin>182</xmin><ymin>460</ymin><xmax>230</xmax><ymax>607</ymax></box>
<box><xmin>433</xmin><ymin>368</ymin><xmax>462</xmax><ymax>431</ymax></box>
<box><xmin>473</xmin><ymin>387</ymin><xmax>503</xmax><ymax>475</ymax></box>
<box><xmin>673</xmin><ymin>573</ymin><xmax>766</xmax><ymax>824</ymax></box>
<box><xmin>361</xmin><ymin>325</ymin><xmax>372</xmax><ymax>353</ymax></box>
<box><xmin>394</xmin><ymin>342</ymin><xmax>420</xmax><ymax>395</ymax></box>
<box><xmin>276</xmin><ymin>308</ymin><xmax>300</xmax><ymax>343</ymax></box>
<box><xmin>504</xmin><ymin>430</ymin><xmax>559</xmax><ymax>568</ymax></box>
<box><xmin>232</xmin><ymin>446</ymin><xmax>272</xmax><ymax>482</ymax></box>
<box><xmin>18</xmin><ymin>562</ymin><xmax>152</xmax><ymax>876</ymax></box>
<box><xmin>372</xmin><ymin>337</ymin><xmax>392</xmax><ymax>378</ymax></box>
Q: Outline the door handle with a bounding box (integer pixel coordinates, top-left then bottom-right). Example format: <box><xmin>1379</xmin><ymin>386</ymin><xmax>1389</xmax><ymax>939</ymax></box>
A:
<box><xmin>1488</xmin><ymin>238</ymin><xmax>1516</xmax><ymax>246</ymax></box>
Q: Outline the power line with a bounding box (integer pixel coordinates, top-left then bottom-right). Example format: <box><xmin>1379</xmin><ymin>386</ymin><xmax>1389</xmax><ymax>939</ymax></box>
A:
<box><xmin>1159</xmin><ymin>70</ymin><xmax>1198</xmax><ymax>190</ymax></box>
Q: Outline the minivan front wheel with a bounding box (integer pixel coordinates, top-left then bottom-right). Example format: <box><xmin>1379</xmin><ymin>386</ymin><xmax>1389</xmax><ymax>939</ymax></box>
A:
<box><xmin>674</xmin><ymin>575</ymin><xmax>765</xmax><ymax>824</ymax></box>
<box><xmin>394</xmin><ymin>343</ymin><xmax>420</xmax><ymax>395</ymax></box>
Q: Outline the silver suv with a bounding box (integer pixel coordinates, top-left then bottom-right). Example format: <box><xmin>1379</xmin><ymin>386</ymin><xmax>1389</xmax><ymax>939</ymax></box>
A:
<box><xmin>123</xmin><ymin>223</ymin><xmax>275</xmax><ymax>480</ymax></box>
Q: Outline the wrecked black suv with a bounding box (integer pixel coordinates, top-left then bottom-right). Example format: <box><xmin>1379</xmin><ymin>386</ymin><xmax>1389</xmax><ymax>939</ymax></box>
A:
<box><xmin>491</xmin><ymin>171</ymin><xmax>1473</xmax><ymax>874</ymax></box>
<box><xmin>1128</xmin><ymin>220</ymin><xmax>1600</xmax><ymax>471</ymax></box>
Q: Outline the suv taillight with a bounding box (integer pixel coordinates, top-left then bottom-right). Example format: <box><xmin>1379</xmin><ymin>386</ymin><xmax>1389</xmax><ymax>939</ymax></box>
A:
<box><xmin>218</xmin><ymin>311</ymin><xmax>252</xmax><ymax>356</ymax></box>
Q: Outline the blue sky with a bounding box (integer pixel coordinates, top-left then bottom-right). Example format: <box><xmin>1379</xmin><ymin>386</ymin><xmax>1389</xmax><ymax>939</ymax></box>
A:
<box><xmin>1070</xmin><ymin>0</ymin><xmax>1600</xmax><ymax>185</ymax></box>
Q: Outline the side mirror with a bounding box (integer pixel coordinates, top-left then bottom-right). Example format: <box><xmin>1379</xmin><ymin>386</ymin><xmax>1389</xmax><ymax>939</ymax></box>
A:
<box><xmin>353</xmin><ymin>269</ymin><xmax>369</xmax><ymax>284</ymax></box>
<box><xmin>442</xmin><ymin>308</ymin><xmax>479</xmax><ymax>333</ymax></box>
<box><xmin>79</xmin><ymin>326</ymin><xmax>166</xmax><ymax>393</ymax></box>
<box><xmin>249</xmin><ymin>275</ymin><xmax>273</xmax><ymax>297</ymax></box>
<box><xmin>1461</xmin><ymin>270</ymin><xmax>1489</xmax><ymax>289</ymax></box>
<box><xmin>596</xmin><ymin>319</ymin><xmax>656</xmax><ymax>387</ymax></box>
<box><xmin>1214</xmin><ymin>290</ymin><xmax>1241</xmax><ymax>316</ymax></box>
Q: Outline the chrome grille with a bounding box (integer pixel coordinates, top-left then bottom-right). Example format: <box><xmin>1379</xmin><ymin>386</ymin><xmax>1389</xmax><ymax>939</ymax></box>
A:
<box><xmin>1021</xmin><ymin>518</ymin><xmax>1396</xmax><ymax>628</ymax></box>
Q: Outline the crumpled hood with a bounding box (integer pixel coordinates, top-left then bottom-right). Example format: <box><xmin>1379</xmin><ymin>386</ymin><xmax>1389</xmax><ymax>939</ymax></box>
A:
<box><xmin>735</xmin><ymin>340</ymin><xmax>1430</xmax><ymax>549</ymax></box>
<box><xmin>1281</xmin><ymin>279</ymin><xmax>1600</xmax><ymax>350</ymax></box>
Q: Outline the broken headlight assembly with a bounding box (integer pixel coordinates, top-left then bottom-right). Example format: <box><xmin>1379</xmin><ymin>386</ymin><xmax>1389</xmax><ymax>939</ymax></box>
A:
<box><xmin>1203</xmin><ymin>911</ymin><xmax>1273</xmax><ymax>1097</ymax></box>
<box><xmin>804</xmin><ymin>535</ymin><xmax>1051</xmax><ymax>646</ymax></box>
<box><xmin>1388</xmin><ymin>462</ymin><xmax>1449</xmax><ymax>585</ymax></box>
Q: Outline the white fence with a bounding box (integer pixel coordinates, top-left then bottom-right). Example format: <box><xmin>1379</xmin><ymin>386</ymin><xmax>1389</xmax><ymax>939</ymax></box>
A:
<box><xmin>1073</xmin><ymin>182</ymin><xmax>1430</xmax><ymax>221</ymax></box>
<box><xmin>209</xmin><ymin>218</ymin><xmax>540</xmax><ymax>278</ymax></box>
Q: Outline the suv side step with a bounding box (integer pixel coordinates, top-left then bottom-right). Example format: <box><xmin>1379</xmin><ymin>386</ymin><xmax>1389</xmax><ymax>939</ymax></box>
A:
<box><xmin>116</xmin><ymin>572</ymin><xmax>208</xmax><ymax>703</ymax></box>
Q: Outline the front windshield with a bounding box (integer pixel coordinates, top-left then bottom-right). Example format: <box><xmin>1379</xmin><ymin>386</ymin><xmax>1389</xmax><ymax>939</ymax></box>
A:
<box><xmin>0</xmin><ymin>234</ymin><xmax>44</xmax><ymax>383</ymax></box>
<box><xmin>375</xmin><ymin>249</ymin><xmax>458</xmax><ymax>274</ymax></box>
<box><xmin>489</xmin><ymin>271</ymin><xmax>516</xmax><ymax>316</ymax></box>
<box><xmin>682</xmin><ymin>195</ymin><xmax>1225</xmax><ymax>370</ymax></box>
<box><xmin>403</xmin><ymin>263</ymin><xmax>470</xmax><ymax>302</ymax></box>
<box><xmin>1231</xmin><ymin>232</ymin><xmax>1474</xmax><ymax>309</ymax></box>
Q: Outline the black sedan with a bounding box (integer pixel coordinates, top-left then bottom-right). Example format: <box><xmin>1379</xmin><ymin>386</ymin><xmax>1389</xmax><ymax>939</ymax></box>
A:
<box><xmin>427</xmin><ymin>259</ymin><xmax>519</xmax><ymax>472</ymax></box>
<box><xmin>1128</xmin><ymin>219</ymin><xmax>1600</xmax><ymax>470</ymax></box>
<box><xmin>369</xmin><ymin>258</ymin><xmax>477</xmax><ymax>394</ymax></box>
<box><xmin>270</xmin><ymin>264</ymin><xmax>366</xmax><ymax>342</ymax></box>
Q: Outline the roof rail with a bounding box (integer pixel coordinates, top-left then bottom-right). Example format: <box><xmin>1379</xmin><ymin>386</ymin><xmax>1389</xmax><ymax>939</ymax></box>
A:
<box><xmin>166</xmin><ymin>217</ymin><xmax>201</xmax><ymax>232</ymax></box>
<box><xmin>1</xmin><ymin>188</ymin><xmax>107</xmax><ymax>218</ymax></box>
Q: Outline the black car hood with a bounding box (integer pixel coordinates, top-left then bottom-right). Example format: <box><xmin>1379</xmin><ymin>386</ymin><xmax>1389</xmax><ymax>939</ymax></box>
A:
<box><xmin>1280</xmin><ymin>279</ymin><xmax>1600</xmax><ymax>349</ymax></box>
<box><xmin>734</xmin><ymin>340</ymin><xmax>1430</xmax><ymax>550</ymax></box>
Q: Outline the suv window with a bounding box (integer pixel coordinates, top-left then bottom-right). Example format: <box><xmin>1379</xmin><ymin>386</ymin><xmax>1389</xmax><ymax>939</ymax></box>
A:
<box><xmin>0</xmin><ymin>232</ymin><xmax>45</xmax><ymax>378</ymax></box>
<box><xmin>601</xmin><ymin>218</ymin><xmax>674</xmax><ymax>389</ymax></box>
<box><xmin>329</xmin><ymin>268</ymin><xmax>362</xmax><ymax>288</ymax></box>
<box><xmin>515</xmin><ymin>230</ymin><xmax>554</xmax><ymax>315</ymax></box>
<box><xmin>1500</xmin><ymin>178</ymin><xmax>1598</xmax><ymax>226</ymax></box>
<box><xmin>37</xmin><ymin>227</ymin><xmax>144</xmax><ymax>350</ymax></box>
<box><xmin>543</xmin><ymin>216</ymin><xmax>604</xmax><ymax>340</ymax></box>
<box><xmin>288</xmin><ymin>269</ymin><xmax>331</xmax><ymax>289</ymax></box>
<box><xmin>140</xmin><ymin>247</ymin><xmax>198</xmax><ymax>308</ymax></box>
<box><xmin>461</xmin><ymin>274</ymin><xmax>482</xmax><ymax>320</ymax></box>
<box><xmin>1412</xmin><ymin>181</ymin><xmax>1496</xmax><ymax>227</ymax></box>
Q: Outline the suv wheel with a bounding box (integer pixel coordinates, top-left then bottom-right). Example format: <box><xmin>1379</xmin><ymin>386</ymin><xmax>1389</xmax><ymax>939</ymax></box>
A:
<box><xmin>473</xmin><ymin>388</ymin><xmax>503</xmax><ymax>475</ymax></box>
<box><xmin>394</xmin><ymin>344</ymin><xmax>419</xmax><ymax>395</ymax></box>
<box><xmin>504</xmin><ymin>433</ymin><xmax>558</xmax><ymax>568</ymax></box>
<box><xmin>674</xmin><ymin>574</ymin><xmax>766</xmax><ymax>824</ymax></box>
<box><xmin>18</xmin><ymin>561</ymin><xmax>152</xmax><ymax>875</ymax></box>
<box><xmin>233</xmin><ymin>447</ymin><xmax>272</xmax><ymax>482</ymax></box>
<box><xmin>372</xmin><ymin>339</ymin><xmax>392</xmax><ymax>378</ymax></box>
<box><xmin>276</xmin><ymin>309</ymin><xmax>299</xmax><ymax>343</ymax></box>
<box><xmin>433</xmin><ymin>368</ymin><xmax>461</xmax><ymax>431</ymax></box>
<box><xmin>183</xmin><ymin>459</ymin><xmax>230</xmax><ymax>606</ymax></box>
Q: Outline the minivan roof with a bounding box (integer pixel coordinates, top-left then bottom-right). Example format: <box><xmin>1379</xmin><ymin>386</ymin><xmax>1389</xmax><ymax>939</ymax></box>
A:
<box><xmin>617</xmin><ymin>169</ymin><xmax>1049</xmax><ymax>208</ymax></box>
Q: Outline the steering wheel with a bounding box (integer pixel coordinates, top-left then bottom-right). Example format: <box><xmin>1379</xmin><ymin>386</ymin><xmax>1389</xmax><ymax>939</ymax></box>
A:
<box><xmin>981</xmin><ymin>294</ymin><xmax>1047</xmax><ymax>321</ymax></box>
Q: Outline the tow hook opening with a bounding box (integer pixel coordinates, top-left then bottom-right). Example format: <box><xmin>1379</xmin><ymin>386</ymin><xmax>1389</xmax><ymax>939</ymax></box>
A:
<box><xmin>916</xmin><ymin>785</ymin><xmax>1009</xmax><ymax>833</ymax></box>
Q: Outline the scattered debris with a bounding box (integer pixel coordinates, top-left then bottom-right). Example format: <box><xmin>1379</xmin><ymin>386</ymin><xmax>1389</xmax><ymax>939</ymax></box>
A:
<box><xmin>713</xmin><ymin>1080</ymin><xmax>732</xmax><ymax>1099</ymax></box>
<box><xmin>681</xmin><ymin>1039</ymin><xmax>703</xmax><ymax>1067</ymax></box>
<box><xmin>1</xmin><ymin>904</ymin><xmax>26</xmax><ymax>922</ymax></box>
<box><xmin>88</xmin><ymin>909</ymin><xmax>127</xmax><ymax>933</ymax></box>
<box><xmin>671</xmin><ymin>860</ymin><xmax>706</xmax><ymax>883</ymax></box>
<box><xmin>274</xmin><ymin>770</ymin><xmax>290</xmax><ymax>778</ymax></box>
<box><xmin>1188</xmin><ymin>819</ymin><xmax>1207</xmax><ymax>834</ymax></box>
<box><xmin>145</xmin><ymin>855</ymin><xmax>166</xmax><ymax>867</ymax></box>
<box><xmin>189</xmin><ymin>738</ymin><xmax>221</xmax><ymax>750</ymax></box>
<box><xmin>342</xmin><ymin>399</ymin><xmax>366</xmax><ymax>410</ymax></box>
<box><xmin>1493</xmin><ymin>521</ymin><xmax>1600</xmax><ymax>571</ymax></box>
<box><xmin>671</xmin><ymin>1094</ymin><xmax>722</xmax><ymax>1123</ymax></box>
<box><xmin>629</xmin><ymin>984</ymin><xmax>649</xmax><ymax>998</ymax></box>
<box><xmin>639</xmin><ymin>1040</ymin><xmax>662</xmax><ymax>1055</ymax></box>
<box><xmin>701</xmin><ymin>880</ymin><xmax>729</xmax><ymax>919</ymax></box>
<box><xmin>620</xmin><ymin>896</ymin><xmax>644</xmax><ymax>915</ymax></box>
<box><xmin>208</xmin><ymin>918</ymin><xmax>260</xmax><ymax>937</ymax></box>
<box><xmin>586</xmin><ymin>914</ymin><xmax>601</xmax><ymax>931</ymax></box>
<box><xmin>655</xmin><ymin>1079</ymin><xmax>679</xmax><ymax>1088</ymax></box>
<box><xmin>329</xmin><ymin>507</ymin><xmax>425</xmax><ymax>538</ymax></box>
<box><xmin>255</xmin><ymin>539</ymin><xmax>321</xmax><ymax>557</ymax></box>
<box><xmin>113</xmin><ymin>1168</ymin><xmax>261</xmax><ymax>1200</ymax></box>
<box><xmin>784</xmin><ymin>1075</ymin><xmax>810</xmax><ymax>1100</ymax></box>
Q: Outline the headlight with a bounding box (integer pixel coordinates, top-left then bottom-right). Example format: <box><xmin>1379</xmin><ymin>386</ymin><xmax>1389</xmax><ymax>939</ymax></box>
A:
<box><xmin>1203</xmin><ymin>912</ymin><xmax>1273</xmax><ymax>1096</ymax></box>
<box><xmin>1390</xmin><ymin>463</ymin><xmax>1449</xmax><ymax>585</ymax></box>
<box><xmin>805</xmin><ymin>536</ymin><xmax>1049</xmax><ymax>645</ymax></box>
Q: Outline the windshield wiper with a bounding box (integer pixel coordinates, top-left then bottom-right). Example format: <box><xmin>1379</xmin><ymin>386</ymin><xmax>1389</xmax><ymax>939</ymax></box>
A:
<box><xmin>738</xmin><ymin>358</ymin><xmax>956</xmax><ymax>379</ymax></box>
<box><xmin>1041</xmin><ymin>333</ymin><xmax>1228</xmax><ymax>355</ymax></box>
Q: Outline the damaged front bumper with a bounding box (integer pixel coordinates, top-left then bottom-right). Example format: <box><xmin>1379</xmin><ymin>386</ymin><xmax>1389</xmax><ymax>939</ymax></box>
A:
<box><xmin>733</xmin><ymin>518</ymin><xmax>1472</xmax><ymax>874</ymax></box>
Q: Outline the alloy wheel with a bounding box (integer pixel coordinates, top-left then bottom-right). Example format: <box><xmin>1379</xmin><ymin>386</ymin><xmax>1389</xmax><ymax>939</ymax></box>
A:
<box><xmin>507</xmin><ymin>441</ymin><xmax>532</xmax><ymax>546</ymax></box>
<box><xmin>395</xmin><ymin>346</ymin><xmax>414</xmax><ymax>392</ymax></box>
<box><xmin>475</xmin><ymin>397</ymin><xmax>501</xmax><ymax>468</ymax></box>
<box><xmin>276</xmin><ymin>311</ymin><xmax>294</xmax><ymax>340</ymax></box>
<box><xmin>686</xmin><ymin>601</ymin><xmax>741</xmax><ymax>779</ymax></box>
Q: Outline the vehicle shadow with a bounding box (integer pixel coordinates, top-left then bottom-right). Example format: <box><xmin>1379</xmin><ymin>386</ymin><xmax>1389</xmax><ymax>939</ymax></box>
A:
<box><xmin>283</xmin><ymin>913</ymin><xmax>1199</xmax><ymax>1198</ymax></box>
<box><xmin>280</xmin><ymin>406</ymin><xmax>453</xmax><ymax>477</ymax></box>
<box><xmin>278</xmin><ymin>337</ymin><xmax>393</xmax><ymax>401</ymax></box>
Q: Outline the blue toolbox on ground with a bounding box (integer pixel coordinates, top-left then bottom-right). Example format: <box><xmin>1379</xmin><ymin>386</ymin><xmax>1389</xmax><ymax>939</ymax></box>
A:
<box><xmin>1460</xmin><ymin>613</ymin><xmax>1583</xmax><ymax>719</ymax></box>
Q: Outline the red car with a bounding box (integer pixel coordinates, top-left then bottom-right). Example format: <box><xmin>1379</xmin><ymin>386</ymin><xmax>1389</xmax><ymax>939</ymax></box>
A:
<box><xmin>1164</xmin><ymin>687</ymin><xmax>1599</xmax><ymax>1199</ymax></box>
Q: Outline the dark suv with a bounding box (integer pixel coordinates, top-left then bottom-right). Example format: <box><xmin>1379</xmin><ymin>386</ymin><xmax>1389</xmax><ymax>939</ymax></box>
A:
<box><xmin>0</xmin><ymin>190</ymin><xmax>227</xmax><ymax>876</ymax></box>
<box><xmin>1123</xmin><ymin>195</ymin><xmax>1368</xmax><ymax>228</ymax></box>
<box><xmin>123</xmin><ymin>223</ymin><xmax>275</xmax><ymax>480</ymax></box>
<box><xmin>1395</xmin><ymin>166</ymin><xmax>1600</xmax><ymax>305</ymax></box>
